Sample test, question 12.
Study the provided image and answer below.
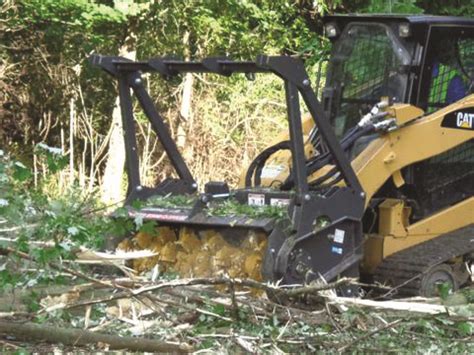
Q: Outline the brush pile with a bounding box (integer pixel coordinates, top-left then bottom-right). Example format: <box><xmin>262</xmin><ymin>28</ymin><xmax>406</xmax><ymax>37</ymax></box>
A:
<box><xmin>0</xmin><ymin>246</ymin><xmax>472</xmax><ymax>353</ymax></box>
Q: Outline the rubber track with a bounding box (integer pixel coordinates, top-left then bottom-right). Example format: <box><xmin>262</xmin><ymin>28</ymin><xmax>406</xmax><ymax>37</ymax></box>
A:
<box><xmin>373</xmin><ymin>224</ymin><xmax>474</xmax><ymax>296</ymax></box>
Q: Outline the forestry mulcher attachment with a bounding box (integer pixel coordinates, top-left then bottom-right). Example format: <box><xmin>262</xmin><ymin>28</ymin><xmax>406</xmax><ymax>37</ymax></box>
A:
<box><xmin>92</xmin><ymin>14</ymin><xmax>474</xmax><ymax>298</ymax></box>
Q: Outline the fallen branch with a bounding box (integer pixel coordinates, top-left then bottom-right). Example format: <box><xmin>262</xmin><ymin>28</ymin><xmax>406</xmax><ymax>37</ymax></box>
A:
<box><xmin>337</xmin><ymin>319</ymin><xmax>403</xmax><ymax>352</ymax></box>
<box><xmin>59</xmin><ymin>276</ymin><xmax>354</xmax><ymax>312</ymax></box>
<box><xmin>0</xmin><ymin>246</ymin><xmax>128</xmax><ymax>290</ymax></box>
<box><xmin>131</xmin><ymin>276</ymin><xmax>354</xmax><ymax>298</ymax></box>
<box><xmin>0</xmin><ymin>224</ymin><xmax>38</xmax><ymax>234</ymax></box>
<box><xmin>330</xmin><ymin>296</ymin><xmax>448</xmax><ymax>314</ymax></box>
<box><xmin>75</xmin><ymin>248</ymin><xmax>158</xmax><ymax>264</ymax></box>
<box><xmin>0</xmin><ymin>320</ymin><xmax>192</xmax><ymax>352</ymax></box>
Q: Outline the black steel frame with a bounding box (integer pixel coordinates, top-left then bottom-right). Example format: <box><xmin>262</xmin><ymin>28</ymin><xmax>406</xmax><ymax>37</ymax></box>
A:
<box><xmin>91</xmin><ymin>54</ymin><xmax>369</xmax><ymax>287</ymax></box>
<box><xmin>90</xmin><ymin>54</ymin><xmax>364</xmax><ymax>204</ymax></box>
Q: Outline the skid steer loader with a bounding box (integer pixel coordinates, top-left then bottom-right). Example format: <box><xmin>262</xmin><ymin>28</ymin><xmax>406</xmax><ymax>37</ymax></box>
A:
<box><xmin>91</xmin><ymin>14</ymin><xmax>474</xmax><ymax>298</ymax></box>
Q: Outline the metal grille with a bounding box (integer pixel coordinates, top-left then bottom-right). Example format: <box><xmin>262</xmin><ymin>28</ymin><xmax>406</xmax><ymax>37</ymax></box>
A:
<box><xmin>427</xmin><ymin>38</ymin><xmax>474</xmax><ymax>112</ymax></box>
<box><xmin>414</xmin><ymin>139</ymin><xmax>474</xmax><ymax>217</ymax></box>
<box><xmin>418</xmin><ymin>140</ymin><xmax>474</xmax><ymax>192</ymax></box>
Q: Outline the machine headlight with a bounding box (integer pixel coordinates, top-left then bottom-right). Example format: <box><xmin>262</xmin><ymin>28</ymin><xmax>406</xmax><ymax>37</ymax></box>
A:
<box><xmin>399</xmin><ymin>23</ymin><xmax>411</xmax><ymax>37</ymax></box>
<box><xmin>325</xmin><ymin>23</ymin><xmax>339</xmax><ymax>38</ymax></box>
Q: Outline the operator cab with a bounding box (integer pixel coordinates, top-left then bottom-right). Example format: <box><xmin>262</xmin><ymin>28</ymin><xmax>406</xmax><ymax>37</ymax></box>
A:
<box><xmin>320</xmin><ymin>14</ymin><xmax>474</xmax><ymax>221</ymax></box>
<box><xmin>321</xmin><ymin>14</ymin><xmax>474</xmax><ymax>137</ymax></box>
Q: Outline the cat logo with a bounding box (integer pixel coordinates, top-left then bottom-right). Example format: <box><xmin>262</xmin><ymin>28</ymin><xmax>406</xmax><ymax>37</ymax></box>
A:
<box><xmin>441</xmin><ymin>108</ymin><xmax>474</xmax><ymax>131</ymax></box>
<box><xmin>456</xmin><ymin>112</ymin><xmax>473</xmax><ymax>129</ymax></box>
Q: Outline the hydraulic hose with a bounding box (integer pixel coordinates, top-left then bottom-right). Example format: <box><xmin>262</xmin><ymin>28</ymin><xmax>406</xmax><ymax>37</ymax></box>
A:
<box><xmin>282</xmin><ymin>123</ymin><xmax>375</xmax><ymax>190</ymax></box>
<box><xmin>244</xmin><ymin>140</ymin><xmax>291</xmax><ymax>187</ymax></box>
<box><xmin>246</xmin><ymin>111</ymin><xmax>381</xmax><ymax>189</ymax></box>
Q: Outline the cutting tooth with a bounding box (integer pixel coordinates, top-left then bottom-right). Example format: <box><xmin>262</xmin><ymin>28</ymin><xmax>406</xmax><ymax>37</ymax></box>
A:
<box><xmin>192</xmin><ymin>250</ymin><xmax>211</xmax><ymax>277</ymax></box>
<box><xmin>135</xmin><ymin>231</ymin><xmax>157</xmax><ymax>249</ymax></box>
<box><xmin>159</xmin><ymin>243</ymin><xmax>177</xmax><ymax>263</ymax></box>
<box><xmin>177</xmin><ymin>228</ymin><xmax>201</xmax><ymax>253</ymax></box>
<box><xmin>244</xmin><ymin>252</ymin><xmax>263</xmax><ymax>280</ymax></box>
<box><xmin>121</xmin><ymin>226</ymin><xmax>268</xmax><ymax>286</ymax></box>
<box><xmin>159</xmin><ymin>227</ymin><xmax>178</xmax><ymax>243</ymax></box>
<box><xmin>203</xmin><ymin>233</ymin><xmax>227</xmax><ymax>252</ymax></box>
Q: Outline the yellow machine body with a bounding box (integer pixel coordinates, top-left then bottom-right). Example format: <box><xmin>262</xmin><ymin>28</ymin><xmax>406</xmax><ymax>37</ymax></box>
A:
<box><xmin>242</xmin><ymin>96</ymin><xmax>473</xmax><ymax>275</ymax></box>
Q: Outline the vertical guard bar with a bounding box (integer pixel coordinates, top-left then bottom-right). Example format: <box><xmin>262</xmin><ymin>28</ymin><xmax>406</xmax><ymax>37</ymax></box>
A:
<box><xmin>255</xmin><ymin>55</ymin><xmax>363</xmax><ymax>196</ymax></box>
<box><xmin>284</xmin><ymin>81</ymin><xmax>308</xmax><ymax>195</ymax></box>
<box><xmin>118</xmin><ymin>74</ymin><xmax>141</xmax><ymax>195</ymax></box>
<box><xmin>132</xmin><ymin>76</ymin><xmax>195</xmax><ymax>184</ymax></box>
<box><xmin>299</xmin><ymin>86</ymin><xmax>364</xmax><ymax>194</ymax></box>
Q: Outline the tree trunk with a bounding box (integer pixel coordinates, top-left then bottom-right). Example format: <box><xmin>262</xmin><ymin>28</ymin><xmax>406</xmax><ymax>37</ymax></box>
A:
<box><xmin>100</xmin><ymin>35</ymin><xmax>136</xmax><ymax>205</ymax></box>
<box><xmin>176</xmin><ymin>72</ymin><xmax>194</xmax><ymax>157</ymax></box>
<box><xmin>176</xmin><ymin>31</ymin><xmax>194</xmax><ymax>164</ymax></box>
<box><xmin>0</xmin><ymin>320</ymin><xmax>192</xmax><ymax>352</ymax></box>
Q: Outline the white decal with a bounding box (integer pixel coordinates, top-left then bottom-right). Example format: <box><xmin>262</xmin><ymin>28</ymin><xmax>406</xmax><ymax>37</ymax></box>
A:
<box><xmin>270</xmin><ymin>198</ymin><xmax>291</xmax><ymax>207</ymax></box>
<box><xmin>248</xmin><ymin>193</ymin><xmax>265</xmax><ymax>206</ymax></box>
<box><xmin>261</xmin><ymin>165</ymin><xmax>285</xmax><ymax>179</ymax></box>
<box><xmin>334</xmin><ymin>229</ymin><xmax>345</xmax><ymax>244</ymax></box>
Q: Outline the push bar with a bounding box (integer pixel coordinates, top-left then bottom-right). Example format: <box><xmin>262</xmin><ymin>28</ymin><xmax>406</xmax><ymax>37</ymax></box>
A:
<box><xmin>90</xmin><ymin>54</ymin><xmax>364</xmax><ymax>205</ymax></box>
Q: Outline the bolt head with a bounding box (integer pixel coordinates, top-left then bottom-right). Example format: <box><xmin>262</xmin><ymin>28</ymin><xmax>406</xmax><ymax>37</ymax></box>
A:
<box><xmin>360</xmin><ymin>192</ymin><xmax>366</xmax><ymax>198</ymax></box>
<box><xmin>304</xmin><ymin>194</ymin><xmax>311</xmax><ymax>201</ymax></box>
<box><xmin>191</xmin><ymin>182</ymin><xmax>198</xmax><ymax>189</ymax></box>
<box><xmin>295</xmin><ymin>263</ymin><xmax>306</xmax><ymax>274</ymax></box>
<box><xmin>302</xmin><ymin>79</ymin><xmax>310</xmax><ymax>86</ymax></box>
<box><xmin>134</xmin><ymin>77</ymin><xmax>142</xmax><ymax>85</ymax></box>
<box><xmin>136</xmin><ymin>185</ymin><xmax>143</xmax><ymax>191</ymax></box>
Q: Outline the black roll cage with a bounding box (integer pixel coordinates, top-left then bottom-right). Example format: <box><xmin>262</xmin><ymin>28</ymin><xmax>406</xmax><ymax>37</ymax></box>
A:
<box><xmin>90</xmin><ymin>54</ymin><xmax>364</xmax><ymax>204</ymax></box>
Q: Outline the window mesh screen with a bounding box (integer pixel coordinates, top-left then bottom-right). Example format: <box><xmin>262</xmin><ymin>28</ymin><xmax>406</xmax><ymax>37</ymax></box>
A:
<box><xmin>327</xmin><ymin>24</ymin><xmax>408</xmax><ymax>136</ymax></box>
<box><xmin>342</xmin><ymin>26</ymin><xmax>401</xmax><ymax>100</ymax></box>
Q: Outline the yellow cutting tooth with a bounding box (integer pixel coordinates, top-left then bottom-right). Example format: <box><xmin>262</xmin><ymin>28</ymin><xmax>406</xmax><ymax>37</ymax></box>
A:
<box><xmin>135</xmin><ymin>231</ymin><xmax>156</xmax><ymax>249</ymax></box>
<box><xmin>241</xmin><ymin>231</ymin><xmax>258</xmax><ymax>249</ymax></box>
<box><xmin>174</xmin><ymin>250</ymin><xmax>191</xmax><ymax>275</ymax></box>
<box><xmin>244</xmin><ymin>252</ymin><xmax>263</xmax><ymax>281</ymax></box>
<box><xmin>192</xmin><ymin>250</ymin><xmax>212</xmax><ymax>277</ymax></box>
<box><xmin>177</xmin><ymin>228</ymin><xmax>202</xmax><ymax>253</ymax></box>
<box><xmin>257</xmin><ymin>237</ymin><xmax>267</xmax><ymax>251</ymax></box>
<box><xmin>118</xmin><ymin>239</ymin><xmax>133</xmax><ymax>251</ymax></box>
<box><xmin>204</xmin><ymin>233</ymin><xmax>227</xmax><ymax>252</ymax></box>
<box><xmin>159</xmin><ymin>227</ymin><xmax>178</xmax><ymax>243</ymax></box>
<box><xmin>214</xmin><ymin>245</ymin><xmax>235</xmax><ymax>268</ymax></box>
<box><xmin>120</xmin><ymin>226</ymin><xmax>268</xmax><ymax>290</ymax></box>
<box><xmin>159</xmin><ymin>242</ymin><xmax>177</xmax><ymax>263</ymax></box>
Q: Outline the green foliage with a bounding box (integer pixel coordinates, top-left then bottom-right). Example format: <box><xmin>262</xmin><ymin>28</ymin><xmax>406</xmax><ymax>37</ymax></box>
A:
<box><xmin>145</xmin><ymin>194</ymin><xmax>197</xmax><ymax>208</ymax></box>
<box><xmin>416</xmin><ymin>0</ymin><xmax>474</xmax><ymax>17</ymax></box>
<box><xmin>362</xmin><ymin>0</ymin><xmax>423</xmax><ymax>13</ymax></box>
<box><xmin>19</xmin><ymin>0</ymin><xmax>126</xmax><ymax>51</ymax></box>
<box><xmin>207</xmin><ymin>198</ymin><xmax>288</xmax><ymax>220</ymax></box>
<box><xmin>437</xmin><ymin>282</ymin><xmax>452</xmax><ymax>300</ymax></box>
<box><xmin>34</xmin><ymin>144</ymin><xmax>68</xmax><ymax>174</ymax></box>
<box><xmin>0</xmin><ymin>149</ymin><xmax>120</xmax><ymax>288</ymax></box>
<box><xmin>362</xmin><ymin>0</ymin><xmax>474</xmax><ymax>16</ymax></box>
